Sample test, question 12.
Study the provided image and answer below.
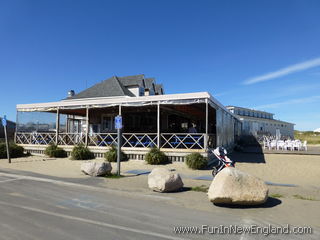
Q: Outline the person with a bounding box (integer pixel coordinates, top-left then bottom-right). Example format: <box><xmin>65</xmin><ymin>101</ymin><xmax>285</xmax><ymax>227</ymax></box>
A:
<box><xmin>188</xmin><ymin>123</ymin><xmax>197</xmax><ymax>133</ymax></box>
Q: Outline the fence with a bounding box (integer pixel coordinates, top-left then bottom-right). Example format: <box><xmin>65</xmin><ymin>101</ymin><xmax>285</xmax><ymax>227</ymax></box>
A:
<box><xmin>16</xmin><ymin>132</ymin><xmax>213</xmax><ymax>150</ymax></box>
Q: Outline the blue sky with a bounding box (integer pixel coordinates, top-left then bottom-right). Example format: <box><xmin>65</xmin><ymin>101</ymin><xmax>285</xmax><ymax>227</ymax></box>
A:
<box><xmin>1</xmin><ymin>0</ymin><xmax>320</xmax><ymax>130</ymax></box>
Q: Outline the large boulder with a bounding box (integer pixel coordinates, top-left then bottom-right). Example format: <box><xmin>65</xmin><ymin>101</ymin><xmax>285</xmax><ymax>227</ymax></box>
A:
<box><xmin>208</xmin><ymin>167</ymin><xmax>268</xmax><ymax>205</ymax></box>
<box><xmin>81</xmin><ymin>161</ymin><xmax>112</xmax><ymax>177</ymax></box>
<box><xmin>148</xmin><ymin>168</ymin><xmax>184</xmax><ymax>192</ymax></box>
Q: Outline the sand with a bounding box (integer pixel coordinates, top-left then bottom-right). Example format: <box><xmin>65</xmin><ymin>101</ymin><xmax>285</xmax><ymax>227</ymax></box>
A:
<box><xmin>1</xmin><ymin>152</ymin><xmax>319</xmax><ymax>186</ymax></box>
<box><xmin>1</xmin><ymin>152</ymin><xmax>320</xmax><ymax>227</ymax></box>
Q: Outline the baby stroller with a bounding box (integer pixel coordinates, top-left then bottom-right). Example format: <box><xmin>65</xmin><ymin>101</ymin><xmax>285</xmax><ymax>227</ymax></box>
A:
<box><xmin>211</xmin><ymin>147</ymin><xmax>235</xmax><ymax>177</ymax></box>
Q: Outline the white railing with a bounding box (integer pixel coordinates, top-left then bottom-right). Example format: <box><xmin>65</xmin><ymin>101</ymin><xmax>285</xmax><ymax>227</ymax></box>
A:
<box><xmin>161</xmin><ymin>133</ymin><xmax>205</xmax><ymax>149</ymax></box>
<box><xmin>122</xmin><ymin>133</ymin><xmax>158</xmax><ymax>148</ymax></box>
<box><xmin>15</xmin><ymin>132</ymin><xmax>56</xmax><ymax>145</ymax></box>
<box><xmin>88</xmin><ymin>133</ymin><xmax>118</xmax><ymax>147</ymax></box>
<box><xmin>16</xmin><ymin>132</ymin><xmax>210</xmax><ymax>150</ymax></box>
<box><xmin>58</xmin><ymin>133</ymin><xmax>86</xmax><ymax>145</ymax></box>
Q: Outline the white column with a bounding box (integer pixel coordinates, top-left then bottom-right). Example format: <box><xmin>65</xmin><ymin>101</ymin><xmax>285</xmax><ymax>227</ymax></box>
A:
<box><xmin>55</xmin><ymin>108</ymin><xmax>60</xmax><ymax>145</ymax></box>
<box><xmin>119</xmin><ymin>104</ymin><xmax>122</xmax><ymax>115</ymax></box>
<box><xmin>204</xmin><ymin>99</ymin><xmax>209</xmax><ymax>150</ymax></box>
<box><xmin>85</xmin><ymin>106</ymin><xmax>89</xmax><ymax>146</ymax></box>
<box><xmin>157</xmin><ymin>102</ymin><xmax>160</xmax><ymax>148</ymax></box>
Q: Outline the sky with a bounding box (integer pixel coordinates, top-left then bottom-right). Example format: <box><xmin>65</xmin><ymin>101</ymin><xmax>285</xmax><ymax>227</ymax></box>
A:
<box><xmin>0</xmin><ymin>0</ymin><xmax>320</xmax><ymax>130</ymax></box>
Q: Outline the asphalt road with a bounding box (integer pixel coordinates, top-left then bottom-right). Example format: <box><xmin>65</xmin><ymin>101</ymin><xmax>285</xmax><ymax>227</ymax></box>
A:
<box><xmin>0</xmin><ymin>170</ymin><xmax>318</xmax><ymax>240</ymax></box>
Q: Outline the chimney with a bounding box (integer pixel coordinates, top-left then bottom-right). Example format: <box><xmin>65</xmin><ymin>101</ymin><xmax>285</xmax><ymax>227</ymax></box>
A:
<box><xmin>68</xmin><ymin>90</ymin><xmax>75</xmax><ymax>97</ymax></box>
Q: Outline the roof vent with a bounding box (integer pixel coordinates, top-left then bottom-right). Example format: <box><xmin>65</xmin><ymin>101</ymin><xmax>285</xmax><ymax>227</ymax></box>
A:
<box><xmin>68</xmin><ymin>90</ymin><xmax>75</xmax><ymax>97</ymax></box>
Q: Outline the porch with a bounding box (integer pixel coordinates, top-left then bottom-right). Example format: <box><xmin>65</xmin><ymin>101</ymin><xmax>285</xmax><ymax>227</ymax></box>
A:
<box><xmin>15</xmin><ymin>93</ymin><xmax>237</xmax><ymax>161</ymax></box>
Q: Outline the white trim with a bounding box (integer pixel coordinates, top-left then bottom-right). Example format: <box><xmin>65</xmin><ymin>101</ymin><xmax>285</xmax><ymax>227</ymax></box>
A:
<box><xmin>16</xmin><ymin>91</ymin><xmax>240</xmax><ymax>121</ymax></box>
<box><xmin>17</xmin><ymin>92</ymin><xmax>210</xmax><ymax>110</ymax></box>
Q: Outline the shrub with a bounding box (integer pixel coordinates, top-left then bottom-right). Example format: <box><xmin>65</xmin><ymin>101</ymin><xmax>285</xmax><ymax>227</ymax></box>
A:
<box><xmin>145</xmin><ymin>148</ymin><xmax>168</xmax><ymax>165</ymax></box>
<box><xmin>185</xmin><ymin>153</ymin><xmax>207</xmax><ymax>170</ymax></box>
<box><xmin>104</xmin><ymin>145</ymin><xmax>128</xmax><ymax>162</ymax></box>
<box><xmin>0</xmin><ymin>143</ymin><xmax>25</xmax><ymax>159</ymax></box>
<box><xmin>10</xmin><ymin>144</ymin><xmax>25</xmax><ymax>158</ymax></box>
<box><xmin>45</xmin><ymin>144</ymin><xmax>67</xmax><ymax>158</ymax></box>
<box><xmin>71</xmin><ymin>144</ymin><xmax>95</xmax><ymax>160</ymax></box>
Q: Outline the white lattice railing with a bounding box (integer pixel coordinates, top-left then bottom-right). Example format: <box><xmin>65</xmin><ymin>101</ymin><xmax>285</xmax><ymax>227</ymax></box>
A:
<box><xmin>58</xmin><ymin>133</ymin><xmax>86</xmax><ymax>145</ymax></box>
<box><xmin>161</xmin><ymin>133</ymin><xmax>205</xmax><ymax>149</ymax></box>
<box><xmin>16</xmin><ymin>132</ymin><xmax>209</xmax><ymax>149</ymax></box>
<box><xmin>88</xmin><ymin>133</ymin><xmax>118</xmax><ymax>147</ymax></box>
<box><xmin>15</xmin><ymin>132</ymin><xmax>56</xmax><ymax>145</ymax></box>
<box><xmin>122</xmin><ymin>133</ymin><xmax>158</xmax><ymax>148</ymax></box>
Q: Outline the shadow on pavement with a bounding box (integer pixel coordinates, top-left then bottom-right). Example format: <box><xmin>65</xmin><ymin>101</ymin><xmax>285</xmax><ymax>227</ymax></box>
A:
<box><xmin>231</xmin><ymin>152</ymin><xmax>266</xmax><ymax>164</ymax></box>
<box><xmin>213</xmin><ymin>197</ymin><xmax>281</xmax><ymax>209</ymax></box>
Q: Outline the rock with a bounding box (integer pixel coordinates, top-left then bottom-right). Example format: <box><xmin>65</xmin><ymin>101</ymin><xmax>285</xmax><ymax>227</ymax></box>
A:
<box><xmin>81</xmin><ymin>162</ymin><xmax>112</xmax><ymax>177</ymax></box>
<box><xmin>208</xmin><ymin>167</ymin><xmax>268</xmax><ymax>205</ymax></box>
<box><xmin>148</xmin><ymin>168</ymin><xmax>183</xmax><ymax>192</ymax></box>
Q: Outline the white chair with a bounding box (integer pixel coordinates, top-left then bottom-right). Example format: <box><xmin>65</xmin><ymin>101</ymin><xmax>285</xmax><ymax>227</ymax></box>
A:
<box><xmin>263</xmin><ymin>139</ymin><xmax>270</xmax><ymax>150</ymax></box>
<box><xmin>285</xmin><ymin>140</ymin><xmax>294</xmax><ymax>151</ymax></box>
<box><xmin>277</xmin><ymin>140</ymin><xmax>285</xmax><ymax>150</ymax></box>
<box><xmin>302</xmin><ymin>141</ymin><xmax>308</xmax><ymax>151</ymax></box>
<box><xmin>293</xmin><ymin>140</ymin><xmax>301</xmax><ymax>151</ymax></box>
<box><xmin>270</xmin><ymin>140</ymin><xmax>277</xmax><ymax>150</ymax></box>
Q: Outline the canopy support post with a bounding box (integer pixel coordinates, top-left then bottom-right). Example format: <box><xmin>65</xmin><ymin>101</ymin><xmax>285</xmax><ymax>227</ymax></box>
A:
<box><xmin>55</xmin><ymin>108</ymin><xmax>60</xmax><ymax>145</ymax></box>
<box><xmin>157</xmin><ymin>102</ymin><xmax>160</xmax><ymax>148</ymax></box>
<box><xmin>85</xmin><ymin>106</ymin><xmax>89</xmax><ymax>146</ymax></box>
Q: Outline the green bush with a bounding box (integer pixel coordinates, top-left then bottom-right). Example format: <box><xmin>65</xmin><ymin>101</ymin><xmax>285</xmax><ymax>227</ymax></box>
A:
<box><xmin>145</xmin><ymin>148</ymin><xmax>168</xmax><ymax>165</ymax></box>
<box><xmin>45</xmin><ymin>144</ymin><xmax>67</xmax><ymax>158</ymax></box>
<box><xmin>185</xmin><ymin>153</ymin><xmax>207</xmax><ymax>169</ymax></box>
<box><xmin>0</xmin><ymin>143</ymin><xmax>25</xmax><ymax>159</ymax></box>
<box><xmin>71</xmin><ymin>144</ymin><xmax>95</xmax><ymax>160</ymax></box>
<box><xmin>104</xmin><ymin>145</ymin><xmax>128</xmax><ymax>162</ymax></box>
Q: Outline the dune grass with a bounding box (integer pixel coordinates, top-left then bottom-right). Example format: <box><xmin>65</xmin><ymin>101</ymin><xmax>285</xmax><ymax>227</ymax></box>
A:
<box><xmin>191</xmin><ymin>185</ymin><xmax>209</xmax><ymax>192</ymax></box>
<box><xmin>294</xmin><ymin>131</ymin><xmax>320</xmax><ymax>144</ymax></box>
<box><xmin>270</xmin><ymin>193</ymin><xmax>284</xmax><ymax>198</ymax></box>
<box><xmin>293</xmin><ymin>194</ymin><xmax>318</xmax><ymax>201</ymax></box>
<box><xmin>104</xmin><ymin>173</ymin><xmax>124</xmax><ymax>179</ymax></box>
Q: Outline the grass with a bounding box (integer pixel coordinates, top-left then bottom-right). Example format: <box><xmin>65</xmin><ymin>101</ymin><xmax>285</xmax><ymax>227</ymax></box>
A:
<box><xmin>104</xmin><ymin>173</ymin><xmax>125</xmax><ymax>179</ymax></box>
<box><xmin>270</xmin><ymin>193</ymin><xmax>284</xmax><ymax>198</ymax></box>
<box><xmin>293</xmin><ymin>194</ymin><xmax>318</xmax><ymax>201</ymax></box>
<box><xmin>294</xmin><ymin>130</ymin><xmax>320</xmax><ymax>144</ymax></box>
<box><xmin>190</xmin><ymin>185</ymin><xmax>209</xmax><ymax>192</ymax></box>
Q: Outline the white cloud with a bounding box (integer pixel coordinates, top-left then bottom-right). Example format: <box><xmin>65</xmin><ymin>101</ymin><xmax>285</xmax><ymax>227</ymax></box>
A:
<box><xmin>243</xmin><ymin>57</ymin><xmax>320</xmax><ymax>85</ymax></box>
<box><xmin>254</xmin><ymin>95</ymin><xmax>320</xmax><ymax>109</ymax></box>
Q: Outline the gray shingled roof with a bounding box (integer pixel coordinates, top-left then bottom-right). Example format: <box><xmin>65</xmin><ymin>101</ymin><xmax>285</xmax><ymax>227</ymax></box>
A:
<box><xmin>155</xmin><ymin>84</ymin><xmax>164</xmax><ymax>95</ymax></box>
<box><xmin>67</xmin><ymin>76</ymin><xmax>135</xmax><ymax>99</ymax></box>
<box><xmin>66</xmin><ymin>74</ymin><xmax>164</xmax><ymax>99</ymax></box>
<box><xmin>144</xmin><ymin>78</ymin><xmax>155</xmax><ymax>90</ymax></box>
<box><xmin>117</xmin><ymin>74</ymin><xmax>145</xmax><ymax>87</ymax></box>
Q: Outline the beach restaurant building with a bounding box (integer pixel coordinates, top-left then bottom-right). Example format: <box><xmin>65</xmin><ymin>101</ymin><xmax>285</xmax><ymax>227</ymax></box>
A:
<box><xmin>15</xmin><ymin>75</ymin><xmax>241</xmax><ymax>161</ymax></box>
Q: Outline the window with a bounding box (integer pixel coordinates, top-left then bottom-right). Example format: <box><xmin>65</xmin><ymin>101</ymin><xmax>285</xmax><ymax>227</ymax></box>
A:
<box><xmin>139</xmin><ymin>87</ymin><xmax>145</xmax><ymax>96</ymax></box>
<box><xmin>101</xmin><ymin>115</ymin><xmax>114</xmax><ymax>132</ymax></box>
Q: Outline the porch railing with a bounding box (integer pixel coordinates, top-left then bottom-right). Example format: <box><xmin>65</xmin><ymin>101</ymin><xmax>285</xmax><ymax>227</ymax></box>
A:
<box><xmin>88</xmin><ymin>133</ymin><xmax>118</xmax><ymax>147</ymax></box>
<box><xmin>122</xmin><ymin>133</ymin><xmax>157</xmax><ymax>148</ymax></box>
<box><xmin>16</xmin><ymin>132</ymin><xmax>212</xmax><ymax>149</ymax></box>
<box><xmin>161</xmin><ymin>133</ymin><xmax>205</xmax><ymax>149</ymax></box>
<box><xmin>15</xmin><ymin>132</ymin><xmax>56</xmax><ymax>145</ymax></box>
<box><xmin>58</xmin><ymin>133</ymin><xmax>86</xmax><ymax>145</ymax></box>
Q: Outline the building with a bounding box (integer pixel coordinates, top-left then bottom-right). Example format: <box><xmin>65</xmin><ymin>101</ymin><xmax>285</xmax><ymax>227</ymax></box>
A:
<box><xmin>227</xmin><ymin>106</ymin><xmax>294</xmax><ymax>138</ymax></box>
<box><xmin>15</xmin><ymin>74</ymin><xmax>241</xmax><ymax>161</ymax></box>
